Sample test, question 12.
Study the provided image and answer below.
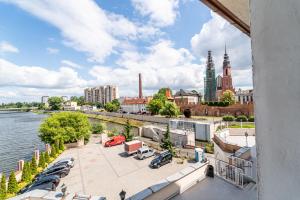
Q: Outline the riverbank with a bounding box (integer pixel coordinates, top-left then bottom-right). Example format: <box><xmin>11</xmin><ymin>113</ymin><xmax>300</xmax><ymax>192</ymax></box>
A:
<box><xmin>87</xmin><ymin>113</ymin><xmax>144</xmax><ymax>127</ymax></box>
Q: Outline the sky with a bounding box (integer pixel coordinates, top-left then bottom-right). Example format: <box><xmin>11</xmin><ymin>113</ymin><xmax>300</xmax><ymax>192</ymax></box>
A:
<box><xmin>0</xmin><ymin>0</ymin><xmax>252</xmax><ymax>103</ymax></box>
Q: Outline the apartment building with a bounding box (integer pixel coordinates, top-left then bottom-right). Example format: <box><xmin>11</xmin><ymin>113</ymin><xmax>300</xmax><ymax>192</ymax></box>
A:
<box><xmin>84</xmin><ymin>85</ymin><xmax>118</xmax><ymax>104</ymax></box>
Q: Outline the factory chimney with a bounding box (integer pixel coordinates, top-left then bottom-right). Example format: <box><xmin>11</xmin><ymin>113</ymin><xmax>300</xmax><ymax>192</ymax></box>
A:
<box><xmin>139</xmin><ymin>73</ymin><xmax>143</xmax><ymax>98</ymax></box>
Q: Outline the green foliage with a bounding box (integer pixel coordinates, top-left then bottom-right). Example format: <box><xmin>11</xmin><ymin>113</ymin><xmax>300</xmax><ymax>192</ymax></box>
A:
<box><xmin>44</xmin><ymin>151</ymin><xmax>50</xmax><ymax>163</ymax></box>
<box><xmin>92</xmin><ymin>123</ymin><xmax>106</xmax><ymax>134</ymax></box>
<box><xmin>0</xmin><ymin>174</ymin><xmax>6</xmax><ymax>199</ymax></box>
<box><xmin>59</xmin><ymin>140</ymin><xmax>65</xmax><ymax>151</ymax></box>
<box><xmin>220</xmin><ymin>90</ymin><xmax>235</xmax><ymax>105</ymax></box>
<box><xmin>38</xmin><ymin>103</ymin><xmax>46</xmax><ymax>110</ymax></box>
<box><xmin>248</xmin><ymin>115</ymin><xmax>255</xmax><ymax>122</ymax></box>
<box><xmin>50</xmin><ymin>144</ymin><xmax>57</xmax><ymax>158</ymax></box>
<box><xmin>146</xmin><ymin>99</ymin><xmax>164</xmax><ymax>115</ymax></box>
<box><xmin>123</xmin><ymin>120</ymin><xmax>133</xmax><ymax>142</ymax></box>
<box><xmin>54</xmin><ymin>140</ymin><xmax>60</xmax><ymax>153</ymax></box>
<box><xmin>31</xmin><ymin>156</ymin><xmax>37</xmax><ymax>175</ymax></box>
<box><xmin>39</xmin><ymin>112</ymin><xmax>91</xmax><ymax>144</ymax></box>
<box><xmin>207</xmin><ymin>101</ymin><xmax>229</xmax><ymax>106</ymax></box>
<box><xmin>222</xmin><ymin>115</ymin><xmax>235</xmax><ymax>121</ymax></box>
<box><xmin>160</xmin><ymin>125</ymin><xmax>174</xmax><ymax>155</ymax></box>
<box><xmin>48</xmin><ymin>96</ymin><xmax>63</xmax><ymax>110</ymax></box>
<box><xmin>38</xmin><ymin>153</ymin><xmax>46</xmax><ymax>168</ymax></box>
<box><xmin>7</xmin><ymin>171</ymin><xmax>18</xmax><ymax>194</ymax></box>
<box><xmin>236</xmin><ymin>115</ymin><xmax>248</xmax><ymax>122</ymax></box>
<box><xmin>21</xmin><ymin>162</ymin><xmax>31</xmax><ymax>182</ymax></box>
<box><xmin>104</xmin><ymin>100</ymin><xmax>120</xmax><ymax>112</ymax></box>
<box><xmin>159</xmin><ymin>101</ymin><xmax>180</xmax><ymax>117</ymax></box>
<box><xmin>70</xmin><ymin>96</ymin><xmax>85</xmax><ymax>106</ymax></box>
<box><xmin>205</xmin><ymin>143</ymin><xmax>214</xmax><ymax>154</ymax></box>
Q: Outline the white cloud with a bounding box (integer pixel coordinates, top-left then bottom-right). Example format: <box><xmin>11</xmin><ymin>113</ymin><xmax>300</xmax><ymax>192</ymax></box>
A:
<box><xmin>61</xmin><ymin>60</ymin><xmax>81</xmax><ymax>69</ymax></box>
<box><xmin>132</xmin><ymin>0</ymin><xmax>179</xmax><ymax>27</ymax></box>
<box><xmin>46</xmin><ymin>47</ymin><xmax>59</xmax><ymax>54</ymax></box>
<box><xmin>190</xmin><ymin>11</ymin><xmax>252</xmax><ymax>87</ymax></box>
<box><xmin>3</xmin><ymin>0</ymin><xmax>161</xmax><ymax>63</ymax></box>
<box><xmin>89</xmin><ymin>40</ymin><xmax>204</xmax><ymax>97</ymax></box>
<box><xmin>0</xmin><ymin>41</ymin><xmax>19</xmax><ymax>53</ymax></box>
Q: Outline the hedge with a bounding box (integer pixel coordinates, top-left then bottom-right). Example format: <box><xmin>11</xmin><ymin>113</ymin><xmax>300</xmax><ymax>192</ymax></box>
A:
<box><xmin>222</xmin><ymin>115</ymin><xmax>235</xmax><ymax>121</ymax></box>
<box><xmin>248</xmin><ymin>115</ymin><xmax>255</xmax><ymax>122</ymax></box>
<box><xmin>235</xmin><ymin>115</ymin><xmax>248</xmax><ymax>122</ymax></box>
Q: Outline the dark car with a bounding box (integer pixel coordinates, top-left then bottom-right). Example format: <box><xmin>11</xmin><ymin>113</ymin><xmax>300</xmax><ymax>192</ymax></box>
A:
<box><xmin>19</xmin><ymin>175</ymin><xmax>60</xmax><ymax>194</ymax></box>
<box><xmin>150</xmin><ymin>150</ymin><xmax>172</xmax><ymax>168</ymax></box>
<box><xmin>48</xmin><ymin>157</ymin><xmax>75</xmax><ymax>169</ymax></box>
<box><xmin>37</xmin><ymin>165</ymin><xmax>70</xmax><ymax>179</ymax></box>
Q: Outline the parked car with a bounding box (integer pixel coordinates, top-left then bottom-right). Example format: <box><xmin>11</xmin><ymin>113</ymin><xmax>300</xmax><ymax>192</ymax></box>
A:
<box><xmin>137</xmin><ymin>146</ymin><xmax>155</xmax><ymax>160</ymax></box>
<box><xmin>150</xmin><ymin>150</ymin><xmax>172</xmax><ymax>168</ymax></box>
<box><xmin>124</xmin><ymin>140</ymin><xmax>144</xmax><ymax>156</ymax></box>
<box><xmin>37</xmin><ymin>165</ymin><xmax>70</xmax><ymax>179</ymax></box>
<box><xmin>105</xmin><ymin>135</ymin><xmax>125</xmax><ymax>147</ymax></box>
<box><xmin>19</xmin><ymin>175</ymin><xmax>60</xmax><ymax>194</ymax></box>
<box><xmin>48</xmin><ymin>157</ymin><xmax>75</xmax><ymax>169</ymax></box>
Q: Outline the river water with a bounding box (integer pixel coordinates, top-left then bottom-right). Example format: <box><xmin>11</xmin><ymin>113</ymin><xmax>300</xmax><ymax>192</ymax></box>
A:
<box><xmin>0</xmin><ymin>112</ymin><xmax>47</xmax><ymax>175</ymax></box>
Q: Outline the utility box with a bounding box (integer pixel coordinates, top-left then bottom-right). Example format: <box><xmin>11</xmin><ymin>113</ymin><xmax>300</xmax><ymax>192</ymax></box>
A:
<box><xmin>195</xmin><ymin>148</ymin><xmax>205</xmax><ymax>162</ymax></box>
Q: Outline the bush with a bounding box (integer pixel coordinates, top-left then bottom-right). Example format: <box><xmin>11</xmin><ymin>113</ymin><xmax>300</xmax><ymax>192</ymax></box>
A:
<box><xmin>183</xmin><ymin>109</ymin><xmax>192</xmax><ymax>118</ymax></box>
<box><xmin>50</xmin><ymin>144</ymin><xmax>57</xmax><ymax>158</ymax></box>
<box><xmin>236</xmin><ymin>115</ymin><xmax>248</xmax><ymax>122</ymax></box>
<box><xmin>44</xmin><ymin>151</ymin><xmax>50</xmax><ymax>163</ymax></box>
<box><xmin>0</xmin><ymin>174</ymin><xmax>6</xmax><ymax>199</ymax></box>
<box><xmin>7</xmin><ymin>171</ymin><xmax>18</xmax><ymax>194</ymax></box>
<box><xmin>38</xmin><ymin>153</ymin><xmax>46</xmax><ymax>168</ymax></box>
<box><xmin>59</xmin><ymin>140</ymin><xmax>65</xmax><ymax>151</ymax></box>
<box><xmin>31</xmin><ymin>156</ymin><xmax>37</xmax><ymax>175</ymax></box>
<box><xmin>159</xmin><ymin>102</ymin><xmax>180</xmax><ymax>118</ymax></box>
<box><xmin>248</xmin><ymin>115</ymin><xmax>255</xmax><ymax>122</ymax></box>
<box><xmin>222</xmin><ymin>115</ymin><xmax>235</xmax><ymax>121</ymax></box>
<box><xmin>122</xmin><ymin>120</ymin><xmax>133</xmax><ymax>142</ymax></box>
<box><xmin>21</xmin><ymin>162</ymin><xmax>31</xmax><ymax>182</ymax></box>
<box><xmin>205</xmin><ymin>143</ymin><xmax>214</xmax><ymax>154</ymax></box>
<box><xmin>92</xmin><ymin>123</ymin><xmax>106</xmax><ymax>134</ymax></box>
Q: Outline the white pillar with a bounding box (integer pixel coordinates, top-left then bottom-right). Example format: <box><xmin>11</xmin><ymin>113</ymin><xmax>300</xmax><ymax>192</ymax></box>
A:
<box><xmin>251</xmin><ymin>1</ymin><xmax>300</xmax><ymax>199</ymax></box>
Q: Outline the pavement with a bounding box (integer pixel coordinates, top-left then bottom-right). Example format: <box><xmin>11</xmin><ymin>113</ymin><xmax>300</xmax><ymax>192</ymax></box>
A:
<box><xmin>55</xmin><ymin>135</ymin><xmax>190</xmax><ymax>199</ymax></box>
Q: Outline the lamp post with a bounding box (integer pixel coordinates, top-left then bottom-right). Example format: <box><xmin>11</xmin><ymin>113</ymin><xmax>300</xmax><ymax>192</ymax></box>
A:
<box><xmin>119</xmin><ymin>190</ymin><xmax>126</xmax><ymax>200</ymax></box>
<box><xmin>245</xmin><ymin>131</ymin><xmax>248</xmax><ymax>147</ymax></box>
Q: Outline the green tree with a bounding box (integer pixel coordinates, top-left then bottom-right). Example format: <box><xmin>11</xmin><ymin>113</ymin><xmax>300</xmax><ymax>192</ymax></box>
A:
<box><xmin>104</xmin><ymin>102</ymin><xmax>118</xmax><ymax>112</ymax></box>
<box><xmin>123</xmin><ymin>120</ymin><xmax>133</xmax><ymax>142</ymax></box>
<box><xmin>70</xmin><ymin>96</ymin><xmax>85</xmax><ymax>106</ymax></box>
<box><xmin>38</xmin><ymin>103</ymin><xmax>46</xmax><ymax>110</ymax></box>
<box><xmin>44</xmin><ymin>151</ymin><xmax>50</xmax><ymax>164</ymax></box>
<box><xmin>39</xmin><ymin>112</ymin><xmax>91</xmax><ymax>144</ymax></box>
<box><xmin>59</xmin><ymin>139</ymin><xmax>65</xmax><ymax>151</ymax></box>
<box><xmin>48</xmin><ymin>96</ymin><xmax>63</xmax><ymax>110</ymax></box>
<box><xmin>38</xmin><ymin>152</ymin><xmax>46</xmax><ymax>168</ymax></box>
<box><xmin>0</xmin><ymin>173</ymin><xmax>6</xmax><ymax>199</ymax></box>
<box><xmin>220</xmin><ymin>90</ymin><xmax>235</xmax><ymax>105</ymax></box>
<box><xmin>111</xmin><ymin>99</ymin><xmax>120</xmax><ymax>108</ymax></box>
<box><xmin>160</xmin><ymin>125</ymin><xmax>174</xmax><ymax>155</ymax></box>
<box><xmin>159</xmin><ymin>101</ymin><xmax>180</xmax><ymax>117</ymax></box>
<box><xmin>16</xmin><ymin>102</ymin><xmax>23</xmax><ymax>108</ymax></box>
<box><xmin>31</xmin><ymin>155</ymin><xmax>37</xmax><ymax>175</ymax></box>
<box><xmin>92</xmin><ymin>123</ymin><xmax>106</xmax><ymax>134</ymax></box>
<box><xmin>50</xmin><ymin>144</ymin><xmax>57</xmax><ymax>158</ymax></box>
<box><xmin>7</xmin><ymin>171</ymin><xmax>18</xmax><ymax>194</ymax></box>
<box><xmin>146</xmin><ymin>99</ymin><xmax>164</xmax><ymax>115</ymax></box>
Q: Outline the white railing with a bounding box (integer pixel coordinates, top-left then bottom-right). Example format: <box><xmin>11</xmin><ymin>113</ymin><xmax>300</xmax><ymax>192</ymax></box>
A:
<box><xmin>231</xmin><ymin>156</ymin><xmax>253</xmax><ymax>178</ymax></box>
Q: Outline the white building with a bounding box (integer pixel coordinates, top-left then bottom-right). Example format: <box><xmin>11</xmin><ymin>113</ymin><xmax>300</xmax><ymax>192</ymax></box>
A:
<box><xmin>63</xmin><ymin>101</ymin><xmax>80</xmax><ymax>111</ymax></box>
<box><xmin>121</xmin><ymin>97</ymin><xmax>151</xmax><ymax>113</ymax></box>
<box><xmin>61</xmin><ymin>96</ymin><xmax>68</xmax><ymax>102</ymax></box>
<box><xmin>84</xmin><ymin>85</ymin><xmax>118</xmax><ymax>104</ymax></box>
<box><xmin>174</xmin><ymin>89</ymin><xmax>202</xmax><ymax>105</ymax></box>
<box><xmin>235</xmin><ymin>88</ymin><xmax>253</xmax><ymax>104</ymax></box>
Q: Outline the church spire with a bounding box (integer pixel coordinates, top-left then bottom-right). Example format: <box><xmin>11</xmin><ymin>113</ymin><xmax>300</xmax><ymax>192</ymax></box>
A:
<box><xmin>223</xmin><ymin>44</ymin><xmax>230</xmax><ymax>69</ymax></box>
<box><xmin>207</xmin><ymin>50</ymin><xmax>214</xmax><ymax>69</ymax></box>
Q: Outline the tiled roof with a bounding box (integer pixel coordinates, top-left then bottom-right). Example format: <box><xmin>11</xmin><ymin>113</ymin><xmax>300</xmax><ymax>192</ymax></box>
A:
<box><xmin>122</xmin><ymin>97</ymin><xmax>151</xmax><ymax>105</ymax></box>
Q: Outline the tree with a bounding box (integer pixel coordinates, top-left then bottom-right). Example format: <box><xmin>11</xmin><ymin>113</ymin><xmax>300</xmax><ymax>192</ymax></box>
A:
<box><xmin>59</xmin><ymin>139</ymin><xmax>65</xmax><ymax>151</ymax></box>
<box><xmin>39</xmin><ymin>112</ymin><xmax>91</xmax><ymax>144</ymax></box>
<box><xmin>160</xmin><ymin>125</ymin><xmax>174</xmax><ymax>155</ymax></box>
<box><xmin>220</xmin><ymin>90</ymin><xmax>235</xmax><ymax>105</ymax></box>
<box><xmin>55</xmin><ymin>140</ymin><xmax>60</xmax><ymax>152</ymax></box>
<box><xmin>183</xmin><ymin>109</ymin><xmax>192</xmax><ymax>118</ymax></box>
<box><xmin>44</xmin><ymin>151</ymin><xmax>50</xmax><ymax>164</ymax></box>
<box><xmin>38</xmin><ymin>152</ymin><xmax>46</xmax><ymax>168</ymax></box>
<box><xmin>159</xmin><ymin>102</ymin><xmax>180</xmax><ymax>118</ymax></box>
<box><xmin>146</xmin><ymin>99</ymin><xmax>163</xmax><ymax>115</ymax></box>
<box><xmin>104</xmin><ymin>102</ymin><xmax>118</xmax><ymax>112</ymax></box>
<box><xmin>7</xmin><ymin>171</ymin><xmax>18</xmax><ymax>194</ymax></box>
<box><xmin>38</xmin><ymin>103</ymin><xmax>46</xmax><ymax>110</ymax></box>
<box><xmin>0</xmin><ymin>174</ymin><xmax>6</xmax><ymax>199</ymax></box>
<box><xmin>16</xmin><ymin>102</ymin><xmax>23</xmax><ymax>108</ymax></box>
<box><xmin>123</xmin><ymin>120</ymin><xmax>133</xmax><ymax>142</ymax></box>
<box><xmin>70</xmin><ymin>96</ymin><xmax>85</xmax><ymax>106</ymax></box>
<box><xmin>111</xmin><ymin>99</ymin><xmax>120</xmax><ymax>107</ymax></box>
<box><xmin>31</xmin><ymin>155</ymin><xmax>37</xmax><ymax>175</ymax></box>
<box><xmin>50</xmin><ymin>144</ymin><xmax>57</xmax><ymax>158</ymax></box>
<box><xmin>48</xmin><ymin>96</ymin><xmax>63</xmax><ymax>110</ymax></box>
<box><xmin>92</xmin><ymin>123</ymin><xmax>106</xmax><ymax>134</ymax></box>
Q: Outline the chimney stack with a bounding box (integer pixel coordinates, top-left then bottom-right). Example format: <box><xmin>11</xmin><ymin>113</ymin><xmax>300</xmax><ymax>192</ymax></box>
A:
<box><xmin>139</xmin><ymin>73</ymin><xmax>143</xmax><ymax>98</ymax></box>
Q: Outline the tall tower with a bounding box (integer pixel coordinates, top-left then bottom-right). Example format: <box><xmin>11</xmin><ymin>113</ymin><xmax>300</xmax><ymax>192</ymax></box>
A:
<box><xmin>204</xmin><ymin>51</ymin><xmax>217</xmax><ymax>102</ymax></box>
<box><xmin>138</xmin><ymin>73</ymin><xmax>143</xmax><ymax>98</ymax></box>
<box><xmin>221</xmin><ymin>45</ymin><xmax>234</xmax><ymax>92</ymax></box>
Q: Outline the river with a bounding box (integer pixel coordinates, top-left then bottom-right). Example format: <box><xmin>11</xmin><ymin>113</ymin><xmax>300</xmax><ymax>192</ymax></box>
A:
<box><xmin>0</xmin><ymin>112</ymin><xmax>47</xmax><ymax>175</ymax></box>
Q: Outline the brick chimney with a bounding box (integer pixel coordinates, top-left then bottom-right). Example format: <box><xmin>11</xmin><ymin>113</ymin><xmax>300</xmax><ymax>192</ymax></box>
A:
<box><xmin>139</xmin><ymin>73</ymin><xmax>143</xmax><ymax>98</ymax></box>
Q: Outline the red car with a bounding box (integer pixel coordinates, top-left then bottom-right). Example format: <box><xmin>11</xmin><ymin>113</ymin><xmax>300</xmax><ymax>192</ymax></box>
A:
<box><xmin>104</xmin><ymin>135</ymin><xmax>125</xmax><ymax>147</ymax></box>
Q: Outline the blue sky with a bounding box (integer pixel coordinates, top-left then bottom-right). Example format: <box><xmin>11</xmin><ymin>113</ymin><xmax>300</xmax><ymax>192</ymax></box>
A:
<box><xmin>0</xmin><ymin>0</ymin><xmax>252</xmax><ymax>103</ymax></box>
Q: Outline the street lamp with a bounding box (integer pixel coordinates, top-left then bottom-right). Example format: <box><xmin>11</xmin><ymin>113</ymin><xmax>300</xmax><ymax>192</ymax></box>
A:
<box><xmin>245</xmin><ymin>131</ymin><xmax>249</xmax><ymax>147</ymax></box>
<box><xmin>119</xmin><ymin>190</ymin><xmax>126</xmax><ymax>200</ymax></box>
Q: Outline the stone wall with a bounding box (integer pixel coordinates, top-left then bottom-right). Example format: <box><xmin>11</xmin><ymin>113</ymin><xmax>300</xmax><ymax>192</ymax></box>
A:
<box><xmin>179</xmin><ymin>103</ymin><xmax>254</xmax><ymax>117</ymax></box>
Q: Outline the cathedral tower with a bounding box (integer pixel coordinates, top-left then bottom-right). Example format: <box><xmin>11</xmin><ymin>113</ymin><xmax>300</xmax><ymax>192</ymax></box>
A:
<box><xmin>204</xmin><ymin>50</ymin><xmax>217</xmax><ymax>102</ymax></box>
<box><xmin>221</xmin><ymin>45</ymin><xmax>234</xmax><ymax>92</ymax></box>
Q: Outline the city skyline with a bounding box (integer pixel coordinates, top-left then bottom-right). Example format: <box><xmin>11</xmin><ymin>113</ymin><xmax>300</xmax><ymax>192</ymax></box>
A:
<box><xmin>0</xmin><ymin>0</ymin><xmax>252</xmax><ymax>103</ymax></box>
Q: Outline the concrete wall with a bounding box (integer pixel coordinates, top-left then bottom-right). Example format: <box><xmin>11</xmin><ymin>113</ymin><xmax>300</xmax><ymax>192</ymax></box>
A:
<box><xmin>251</xmin><ymin>1</ymin><xmax>300</xmax><ymax>199</ymax></box>
<box><xmin>228</xmin><ymin>128</ymin><xmax>255</xmax><ymax>136</ymax></box>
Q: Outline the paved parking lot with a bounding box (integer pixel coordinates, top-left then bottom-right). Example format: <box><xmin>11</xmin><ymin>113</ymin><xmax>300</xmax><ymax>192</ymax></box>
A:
<box><xmin>56</xmin><ymin>135</ymin><xmax>190</xmax><ymax>199</ymax></box>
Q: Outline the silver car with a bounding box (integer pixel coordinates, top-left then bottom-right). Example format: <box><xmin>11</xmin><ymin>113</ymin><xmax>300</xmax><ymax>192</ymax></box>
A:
<box><xmin>137</xmin><ymin>146</ymin><xmax>155</xmax><ymax>160</ymax></box>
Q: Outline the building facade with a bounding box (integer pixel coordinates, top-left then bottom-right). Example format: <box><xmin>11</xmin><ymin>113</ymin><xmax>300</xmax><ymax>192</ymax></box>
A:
<box><xmin>204</xmin><ymin>50</ymin><xmax>217</xmax><ymax>102</ymax></box>
<box><xmin>84</xmin><ymin>85</ymin><xmax>119</xmax><ymax>104</ymax></box>
<box><xmin>121</xmin><ymin>97</ymin><xmax>151</xmax><ymax>113</ymax></box>
<box><xmin>235</xmin><ymin>88</ymin><xmax>253</xmax><ymax>104</ymax></box>
<box><xmin>174</xmin><ymin>89</ymin><xmax>202</xmax><ymax>105</ymax></box>
<box><xmin>41</xmin><ymin>96</ymin><xmax>49</xmax><ymax>104</ymax></box>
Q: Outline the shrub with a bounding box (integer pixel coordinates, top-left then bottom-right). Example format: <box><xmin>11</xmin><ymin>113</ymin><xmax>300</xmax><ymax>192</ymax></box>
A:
<box><xmin>159</xmin><ymin>102</ymin><xmax>180</xmax><ymax>118</ymax></box>
<box><xmin>31</xmin><ymin>156</ymin><xmax>37</xmax><ymax>175</ymax></box>
<box><xmin>7</xmin><ymin>171</ymin><xmax>18</xmax><ymax>194</ymax></box>
<box><xmin>0</xmin><ymin>173</ymin><xmax>6</xmax><ymax>199</ymax></box>
<box><xmin>205</xmin><ymin>143</ymin><xmax>214</xmax><ymax>154</ymax></box>
<box><xmin>236</xmin><ymin>115</ymin><xmax>248</xmax><ymax>122</ymax></box>
<box><xmin>183</xmin><ymin>109</ymin><xmax>192</xmax><ymax>118</ymax></box>
<box><xmin>59</xmin><ymin>140</ymin><xmax>65</xmax><ymax>151</ymax></box>
<box><xmin>21</xmin><ymin>162</ymin><xmax>31</xmax><ymax>182</ymax></box>
<box><xmin>44</xmin><ymin>151</ymin><xmax>50</xmax><ymax>163</ymax></box>
<box><xmin>222</xmin><ymin>115</ymin><xmax>235</xmax><ymax>121</ymax></box>
<box><xmin>160</xmin><ymin>125</ymin><xmax>175</xmax><ymax>155</ymax></box>
<box><xmin>38</xmin><ymin>153</ymin><xmax>46</xmax><ymax>168</ymax></box>
<box><xmin>92</xmin><ymin>123</ymin><xmax>106</xmax><ymax>134</ymax></box>
<box><xmin>122</xmin><ymin>120</ymin><xmax>133</xmax><ymax>142</ymax></box>
<box><xmin>50</xmin><ymin>144</ymin><xmax>57</xmax><ymax>158</ymax></box>
<box><xmin>248</xmin><ymin>115</ymin><xmax>255</xmax><ymax>122</ymax></box>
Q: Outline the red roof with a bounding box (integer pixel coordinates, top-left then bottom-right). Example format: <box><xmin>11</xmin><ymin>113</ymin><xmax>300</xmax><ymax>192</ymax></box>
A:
<box><xmin>122</xmin><ymin>97</ymin><xmax>151</xmax><ymax>105</ymax></box>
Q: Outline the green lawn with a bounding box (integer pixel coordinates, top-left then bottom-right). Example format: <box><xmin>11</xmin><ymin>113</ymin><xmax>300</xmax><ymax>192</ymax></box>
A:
<box><xmin>228</xmin><ymin>123</ymin><xmax>255</xmax><ymax>128</ymax></box>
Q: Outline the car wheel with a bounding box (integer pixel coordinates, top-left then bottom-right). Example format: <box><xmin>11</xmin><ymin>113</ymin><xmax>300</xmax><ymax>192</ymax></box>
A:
<box><xmin>157</xmin><ymin>164</ymin><xmax>161</xmax><ymax>168</ymax></box>
<box><xmin>60</xmin><ymin>173</ymin><xmax>66</xmax><ymax>178</ymax></box>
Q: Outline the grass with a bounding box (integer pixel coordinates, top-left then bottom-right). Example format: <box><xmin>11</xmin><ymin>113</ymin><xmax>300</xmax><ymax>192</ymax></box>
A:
<box><xmin>87</xmin><ymin>114</ymin><xmax>144</xmax><ymax>127</ymax></box>
<box><xmin>228</xmin><ymin>123</ymin><xmax>255</xmax><ymax>128</ymax></box>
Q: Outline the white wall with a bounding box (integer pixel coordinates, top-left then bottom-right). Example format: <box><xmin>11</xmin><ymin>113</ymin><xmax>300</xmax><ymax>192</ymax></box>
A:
<box><xmin>251</xmin><ymin>1</ymin><xmax>300</xmax><ymax>199</ymax></box>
